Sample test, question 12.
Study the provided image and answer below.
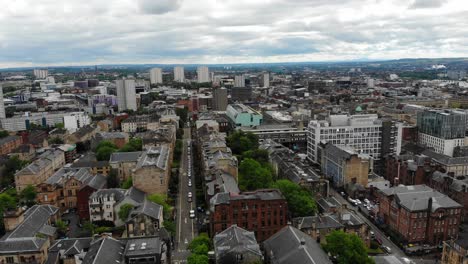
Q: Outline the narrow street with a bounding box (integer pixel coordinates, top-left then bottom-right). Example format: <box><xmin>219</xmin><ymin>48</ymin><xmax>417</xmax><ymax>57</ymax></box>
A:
<box><xmin>329</xmin><ymin>188</ymin><xmax>437</xmax><ymax>264</ymax></box>
<box><xmin>172</xmin><ymin>126</ymin><xmax>197</xmax><ymax>264</ymax></box>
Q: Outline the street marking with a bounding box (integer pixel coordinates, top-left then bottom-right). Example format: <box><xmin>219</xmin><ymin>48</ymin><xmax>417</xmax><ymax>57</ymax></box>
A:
<box><xmin>184</xmin><ymin>217</ymin><xmax>187</xmax><ymax>224</ymax></box>
<box><xmin>184</xmin><ymin>238</ymin><xmax>188</xmax><ymax>244</ymax></box>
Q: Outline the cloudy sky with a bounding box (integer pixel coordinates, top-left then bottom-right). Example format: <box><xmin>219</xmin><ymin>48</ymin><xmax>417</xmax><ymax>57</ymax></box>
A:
<box><xmin>1</xmin><ymin>0</ymin><xmax>468</xmax><ymax>67</ymax></box>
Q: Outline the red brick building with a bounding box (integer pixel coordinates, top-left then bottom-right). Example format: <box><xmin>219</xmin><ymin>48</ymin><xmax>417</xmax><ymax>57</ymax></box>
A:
<box><xmin>76</xmin><ymin>175</ymin><xmax>107</xmax><ymax>220</ymax></box>
<box><xmin>209</xmin><ymin>189</ymin><xmax>288</xmax><ymax>242</ymax></box>
<box><xmin>429</xmin><ymin>171</ymin><xmax>468</xmax><ymax>222</ymax></box>
<box><xmin>377</xmin><ymin>185</ymin><xmax>462</xmax><ymax>245</ymax></box>
<box><xmin>385</xmin><ymin>154</ymin><xmax>433</xmax><ymax>186</ymax></box>
<box><xmin>0</xmin><ymin>136</ymin><xmax>22</xmax><ymax>156</ymax></box>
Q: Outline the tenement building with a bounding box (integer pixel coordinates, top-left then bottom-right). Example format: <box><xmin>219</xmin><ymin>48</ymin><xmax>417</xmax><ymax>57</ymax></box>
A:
<box><xmin>377</xmin><ymin>185</ymin><xmax>462</xmax><ymax>245</ymax></box>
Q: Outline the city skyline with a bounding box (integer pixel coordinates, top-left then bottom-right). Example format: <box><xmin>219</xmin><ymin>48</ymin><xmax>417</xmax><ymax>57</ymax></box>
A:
<box><xmin>1</xmin><ymin>0</ymin><xmax>468</xmax><ymax>68</ymax></box>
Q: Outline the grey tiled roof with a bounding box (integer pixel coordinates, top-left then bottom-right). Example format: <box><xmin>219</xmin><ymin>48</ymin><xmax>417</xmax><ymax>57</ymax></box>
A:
<box><xmin>0</xmin><ymin>205</ymin><xmax>58</xmax><ymax>254</ymax></box>
<box><xmin>128</xmin><ymin>200</ymin><xmax>163</xmax><ymax>221</ymax></box>
<box><xmin>381</xmin><ymin>184</ymin><xmax>462</xmax><ymax>212</ymax></box>
<box><xmin>214</xmin><ymin>225</ymin><xmax>262</xmax><ymax>260</ymax></box>
<box><xmin>90</xmin><ymin>188</ymin><xmax>126</xmax><ymax>202</ymax></box>
<box><xmin>45</xmin><ymin>168</ymin><xmax>93</xmax><ymax>186</ymax></box>
<box><xmin>82</xmin><ymin>174</ymin><xmax>107</xmax><ymax>190</ymax></box>
<box><xmin>0</xmin><ymin>135</ymin><xmax>20</xmax><ymax>146</ymax></box>
<box><xmin>293</xmin><ymin>215</ymin><xmax>343</xmax><ymax>230</ymax></box>
<box><xmin>82</xmin><ymin>237</ymin><xmax>125</xmax><ymax>264</ymax></box>
<box><xmin>126</xmin><ymin>187</ymin><xmax>146</xmax><ymax>204</ymax></box>
<box><xmin>124</xmin><ymin>237</ymin><xmax>162</xmax><ymax>257</ymax></box>
<box><xmin>109</xmin><ymin>152</ymin><xmax>142</xmax><ymax>163</ymax></box>
<box><xmin>263</xmin><ymin>226</ymin><xmax>332</xmax><ymax>264</ymax></box>
<box><xmin>134</xmin><ymin>145</ymin><xmax>169</xmax><ymax>170</ymax></box>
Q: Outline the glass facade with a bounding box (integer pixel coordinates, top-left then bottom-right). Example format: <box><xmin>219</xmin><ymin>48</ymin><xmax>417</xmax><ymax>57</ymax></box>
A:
<box><xmin>417</xmin><ymin>110</ymin><xmax>466</xmax><ymax>139</ymax></box>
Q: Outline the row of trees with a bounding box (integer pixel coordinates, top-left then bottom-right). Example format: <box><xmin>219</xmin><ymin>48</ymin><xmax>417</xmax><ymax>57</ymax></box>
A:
<box><xmin>227</xmin><ymin>131</ymin><xmax>317</xmax><ymax>217</ymax></box>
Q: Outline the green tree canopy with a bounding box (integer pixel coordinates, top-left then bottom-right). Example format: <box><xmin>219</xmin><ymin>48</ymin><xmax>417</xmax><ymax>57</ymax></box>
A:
<box><xmin>270</xmin><ymin>180</ymin><xmax>317</xmax><ymax>217</ymax></box>
<box><xmin>118</xmin><ymin>204</ymin><xmax>134</xmax><ymax>221</ymax></box>
<box><xmin>121</xmin><ymin>178</ymin><xmax>133</xmax><ymax>189</ymax></box>
<box><xmin>324</xmin><ymin>230</ymin><xmax>375</xmax><ymax>264</ymax></box>
<box><xmin>187</xmin><ymin>254</ymin><xmax>209</xmax><ymax>264</ymax></box>
<box><xmin>188</xmin><ymin>233</ymin><xmax>211</xmax><ymax>252</ymax></box>
<box><xmin>227</xmin><ymin>131</ymin><xmax>259</xmax><ymax>155</ymax></box>
<box><xmin>55</xmin><ymin>219</ymin><xmax>67</xmax><ymax>234</ymax></box>
<box><xmin>95</xmin><ymin>140</ymin><xmax>118</xmax><ymax>151</ymax></box>
<box><xmin>118</xmin><ymin>138</ymin><xmax>142</xmax><ymax>152</ymax></box>
<box><xmin>96</xmin><ymin>146</ymin><xmax>117</xmax><ymax>161</ymax></box>
<box><xmin>1</xmin><ymin>156</ymin><xmax>29</xmax><ymax>187</ymax></box>
<box><xmin>241</xmin><ymin>149</ymin><xmax>270</xmax><ymax>164</ymax></box>
<box><xmin>19</xmin><ymin>185</ymin><xmax>37</xmax><ymax>207</ymax></box>
<box><xmin>238</xmin><ymin>158</ymin><xmax>273</xmax><ymax>191</ymax></box>
<box><xmin>0</xmin><ymin>131</ymin><xmax>9</xmax><ymax>138</ymax></box>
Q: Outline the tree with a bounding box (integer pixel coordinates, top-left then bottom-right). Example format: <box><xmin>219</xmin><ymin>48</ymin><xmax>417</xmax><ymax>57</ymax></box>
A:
<box><xmin>323</xmin><ymin>230</ymin><xmax>374</xmax><ymax>264</ymax></box>
<box><xmin>121</xmin><ymin>178</ymin><xmax>133</xmax><ymax>189</ymax></box>
<box><xmin>118</xmin><ymin>204</ymin><xmax>134</xmax><ymax>221</ymax></box>
<box><xmin>1</xmin><ymin>156</ymin><xmax>29</xmax><ymax>188</ymax></box>
<box><xmin>95</xmin><ymin>140</ymin><xmax>118</xmax><ymax>151</ymax></box>
<box><xmin>0</xmin><ymin>131</ymin><xmax>8</xmax><ymax>138</ymax></box>
<box><xmin>55</xmin><ymin>220</ymin><xmax>67</xmax><ymax>235</ymax></box>
<box><xmin>83</xmin><ymin>221</ymin><xmax>96</xmax><ymax>235</ymax></box>
<box><xmin>187</xmin><ymin>254</ymin><xmax>209</xmax><ymax>264</ymax></box>
<box><xmin>270</xmin><ymin>180</ymin><xmax>317</xmax><ymax>217</ymax></box>
<box><xmin>164</xmin><ymin>220</ymin><xmax>176</xmax><ymax>235</ymax></box>
<box><xmin>19</xmin><ymin>185</ymin><xmax>36</xmax><ymax>207</ymax></box>
<box><xmin>241</xmin><ymin>149</ymin><xmax>270</xmax><ymax>164</ymax></box>
<box><xmin>96</xmin><ymin>146</ymin><xmax>117</xmax><ymax>161</ymax></box>
<box><xmin>119</xmin><ymin>138</ymin><xmax>143</xmax><ymax>152</ymax></box>
<box><xmin>176</xmin><ymin>107</ymin><xmax>189</xmax><ymax>124</ymax></box>
<box><xmin>238</xmin><ymin>158</ymin><xmax>273</xmax><ymax>191</ymax></box>
<box><xmin>227</xmin><ymin>131</ymin><xmax>259</xmax><ymax>155</ymax></box>
<box><xmin>147</xmin><ymin>194</ymin><xmax>172</xmax><ymax>218</ymax></box>
<box><xmin>188</xmin><ymin>233</ymin><xmax>211</xmax><ymax>251</ymax></box>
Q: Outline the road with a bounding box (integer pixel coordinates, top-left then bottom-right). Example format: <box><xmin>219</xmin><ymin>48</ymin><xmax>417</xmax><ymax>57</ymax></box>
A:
<box><xmin>329</xmin><ymin>188</ymin><xmax>437</xmax><ymax>264</ymax></box>
<box><xmin>172</xmin><ymin>126</ymin><xmax>197</xmax><ymax>264</ymax></box>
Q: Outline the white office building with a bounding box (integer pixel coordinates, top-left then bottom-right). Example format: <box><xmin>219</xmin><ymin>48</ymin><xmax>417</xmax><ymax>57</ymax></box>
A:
<box><xmin>33</xmin><ymin>69</ymin><xmax>48</xmax><ymax>79</ymax></box>
<box><xmin>149</xmin><ymin>68</ymin><xmax>163</xmax><ymax>84</ymax></box>
<box><xmin>307</xmin><ymin>114</ymin><xmax>384</xmax><ymax>164</ymax></box>
<box><xmin>263</xmin><ymin>73</ymin><xmax>270</xmax><ymax>88</ymax></box>
<box><xmin>197</xmin><ymin>66</ymin><xmax>210</xmax><ymax>83</ymax></box>
<box><xmin>234</xmin><ymin>75</ymin><xmax>246</xmax><ymax>87</ymax></box>
<box><xmin>116</xmin><ymin>79</ymin><xmax>137</xmax><ymax>112</ymax></box>
<box><xmin>0</xmin><ymin>86</ymin><xmax>5</xmax><ymax>119</ymax></box>
<box><xmin>0</xmin><ymin>111</ymin><xmax>90</xmax><ymax>132</ymax></box>
<box><xmin>174</xmin><ymin>66</ymin><xmax>185</xmax><ymax>82</ymax></box>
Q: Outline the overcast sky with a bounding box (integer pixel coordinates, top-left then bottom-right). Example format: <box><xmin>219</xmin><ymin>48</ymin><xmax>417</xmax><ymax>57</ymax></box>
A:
<box><xmin>1</xmin><ymin>0</ymin><xmax>468</xmax><ymax>67</ymax></box>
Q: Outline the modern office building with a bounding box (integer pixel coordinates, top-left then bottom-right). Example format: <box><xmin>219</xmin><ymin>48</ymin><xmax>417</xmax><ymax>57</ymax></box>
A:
<box><xmin>234</xmin><ymin>75</ymin><xmax>245</xmax><ymax>87</ymax></box>
<box><xmin>212</xmin><ymin>87</ymin><xmax>228</xmax><ymax>111</ymax></box>
<box><xmin>174</xmin><ymin>66</ymin><xmax>185</xmax><ymax>82</ymax></box>
<box><xmin>307</xmin><ymin>114</ymin><xmax>390</xmax><ymax>164</ymax></box>
<box><xmin>0</xmin><ymin>85</ymin><xmax>5</xmax><ymax>119</ymax></box>
<box><xmin>197</xmin><ymin>66</ymin><xmax>210</xmax><ymax>83</ymax></box>
<box><xmin>33</xmin><ymin>69</ymin><xmax>48</xmax><ymax>79</ymax></box>
<box><xmin>149</xmin><ymin>68</ymin><xmax>163</xmax><ymax>84</ymax></box>
<box><xmin>262</xmin><ymin>73</ymin><xmax>270</xmax><ymax>88</ymax></box>
<box><xmin>226</xmin><ymin>104</ymin><xmax>263</xmax><ymax>127</ymax></box>
<box><xmin>417</xmin><ymin>109</ymin><xmax>467</xmax><ymax>156</ymax></box>
<box><xmin>116</xmin><ymin>79</ymin><xmax>137</xmax><ymax>112</ymax></box>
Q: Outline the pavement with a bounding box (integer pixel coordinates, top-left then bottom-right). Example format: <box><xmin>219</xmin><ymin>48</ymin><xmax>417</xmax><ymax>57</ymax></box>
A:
<box><xmin>172</xmin><ymin>126</ymin><xmax>197</xmax><ymax>264</ymax></box>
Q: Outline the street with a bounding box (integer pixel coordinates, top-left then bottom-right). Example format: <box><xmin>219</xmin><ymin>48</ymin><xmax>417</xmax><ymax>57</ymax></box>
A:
<box><xmin>329</xmin><ymin>188</ymin><xmax>438</xmax><ymax>264</ymax></box>
<box><xmin>172</xmin><ymin>126</ymin><xmax>197</xmax><ymax>264</ymax></box>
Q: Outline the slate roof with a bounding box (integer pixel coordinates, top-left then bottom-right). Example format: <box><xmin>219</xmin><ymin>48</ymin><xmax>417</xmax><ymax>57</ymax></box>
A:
<box><xmin>109</xmin><ymin>152</ymin><xmax>142</xmax><ymax>163</ymax></box>
<box><xmin>128</xmin><ymin>200</ymin><xmax>163</xmax><ymax>221</ymax></box>
<box><xmin>293</xmin><ymin>215</ymin><xmax>343</xmax><ymax>230</ymax></box>
<box><xmin>126</xmin><ymin>187</ymin><xmax>146</xmax><ymax>204</ymax></box>
<box><xmin>134</xmin><ymin>145</ymin><xmax>169</xmax><ymax>171</ymax></box>
<box><xmin>82</xmin><ymin>174</ymin><xmax>107</xmax><ymax>190</ymax></box>
<box><xmin>82</xmin><ymin>237</ymin><xmax>125</xmax><ymax>264</ymax></box>
<box><xmin>214</xmin><ymin>225</ymin><xmax>262</xmax><ymax>261</ymax></box>
<box><xmin>263</xmin><ymin>226</ymin><xmax>332</xmax><ymax>264</ymax></box>
<box><xmin>0</xmin><ymin>205</ymin><xmax>58</xmax><ymax>254</ymax></box>
<box><xmin>381</xmin><ymin>184</ymin><xmax>462</xmax><ymax>212</ymax></box>
<box><xmin>90</xmin><ymin>188</ymin><xmax>126</xmax><ymax>202</ymax></box>
<box><xmin>45</xmin><ymin>168</ymin><xmax>93</xmax><ymax>186</ymax></box>
<box><xmin>124</xmin><ymin>237</ymin><xmax>162</xmax><ymax>258</ymax></box>
<box><xmin>49</xmin><ymin>237</ymin><xmax>93</xmax><ymax>253</ymax></box>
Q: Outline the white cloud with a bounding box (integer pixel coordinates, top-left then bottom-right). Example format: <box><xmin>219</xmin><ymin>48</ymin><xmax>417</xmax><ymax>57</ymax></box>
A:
<box><xmin>0</xmin><ymin>0</ymin><xmax>467</xmax><ymax>67</ymax></box>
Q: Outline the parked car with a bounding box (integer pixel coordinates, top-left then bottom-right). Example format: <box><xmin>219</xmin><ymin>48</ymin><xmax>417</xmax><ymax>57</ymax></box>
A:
<box><xmin>188</xmin><ymin>180</ymin><xmax>192</xmax><ymax>187</ymax></box>
<box><xmin>188</xmin><ymin>192</ymin><xmax>192</xmax><ymax>198</ymax></box>
<box><xmin>382</xmin><ymin>246</ymin><xmax>392</xmax><ymax>253</ymax></box>
<box><xmin>189</xmin><ymin>210</ymin><xmax>195</xmax><ymax>219</ymax></box>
